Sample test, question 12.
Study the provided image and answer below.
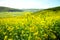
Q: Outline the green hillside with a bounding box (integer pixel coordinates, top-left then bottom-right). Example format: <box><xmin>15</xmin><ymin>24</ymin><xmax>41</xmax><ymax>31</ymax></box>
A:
<box><xmin>0</xmin><ymin>6</ymin><xmax>40</xmax><ymax>12</ymax></box>
<box><xmin>0</xmin><ymin>6</ymin><xmax>23</xmax><ymax>12</ymax></box>
<box><xmin>46</xmin><ymin>6</ymin><xmax>60</xmax><ymax>11</ymax></box>
<box><xmin>33</xmin><ymin>6</ymin><xmax>60</xmax><ymax>15</ymax></box>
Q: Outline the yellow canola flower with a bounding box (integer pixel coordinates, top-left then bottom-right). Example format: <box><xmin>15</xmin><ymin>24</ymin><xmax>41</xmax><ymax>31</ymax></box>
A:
<box><xmin>44</xmin><ymin>26</ymin><xmax>49</xmax><ymax>28</ymax></box>
<box><xmin>34</xmin><ymin>32</ymin><xmax>38</xmax><ymax>36</ymax></box>
<box><xmin>7</xmin><ymin>26</ymin><xmax>14</xmax><ymax>32</ymax></box>
<box><xmin>8</xmin><ymin>38</ymin><xmax>13</xmax><ymax>40</ymax></box>
<box><xmin>43</xmin><ymin>34</ymin><xmax>48</xmax><ymax>38</ymax></box>
<box><xmin>36</xmin><ymin>37</ymin><xmax>41</xmax><ymax>40</ymax></box>
<box><xmin>16</xmin><ymin>26</ymin><xmax>19</xmax><ymax>29</ymax></box>
<box><xmin>3</xmin><ymin>32</ymin><xmax>6</xmax><ymax>35</ymax></box>
<box><xmin>22</xmin><ymin>30</ymin><xmax>24</xmax><ymax>34</ymax></box>
<box><xmin>51</xmin><ymin>34</ymin><xmax>56</xmax><ymax>39</ymax></box>
<box><xmin>29</xmin><ymin>26</ymin><xmax>35</xmax><ymax>32</ymax></box>
<box><xmin>4</xmin><ymin>36</ymin><xmax>8</xmax><ymax>40</ymax></box>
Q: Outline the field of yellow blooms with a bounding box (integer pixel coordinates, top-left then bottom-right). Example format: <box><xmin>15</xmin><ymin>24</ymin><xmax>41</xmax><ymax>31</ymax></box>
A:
<box><xmin>0</xmin><ymin>12</ymin><xmax>60</xmax><ymax>40</ymax></box>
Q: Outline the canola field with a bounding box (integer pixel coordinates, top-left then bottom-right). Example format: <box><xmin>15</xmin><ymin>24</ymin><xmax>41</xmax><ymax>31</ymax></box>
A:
<box><xmin>0</xmin><ymin>11</ymin><xmax>60</xmax><ymax>40</ymax></box>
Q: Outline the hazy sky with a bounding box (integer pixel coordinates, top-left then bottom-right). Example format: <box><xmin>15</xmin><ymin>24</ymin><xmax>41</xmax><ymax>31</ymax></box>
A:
<box><xmin>0</xmin><ymin>0</ymin><xmax>60</xmax><ymax>9</ymax></box>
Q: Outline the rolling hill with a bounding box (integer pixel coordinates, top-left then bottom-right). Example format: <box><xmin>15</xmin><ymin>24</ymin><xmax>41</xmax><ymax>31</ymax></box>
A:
<box><xmin>0</xmin><ymin>6</ymin><xmax>23</xmax><ymax>12</ymax></box>
<box><xmin>33</xmin><ymin>6</ymin><xmax>60</xmax><ymax>15</ymax></box>
<box><xmin>0</xmin><ymin>6</ymin><xmax>40</xmax><ymax>12</ymax></box>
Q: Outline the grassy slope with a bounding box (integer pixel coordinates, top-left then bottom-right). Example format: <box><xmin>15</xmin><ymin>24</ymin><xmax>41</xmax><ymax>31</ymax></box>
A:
<box><xmin>0</xmin><ymin>11</ymin><xmax>33</xmax><ymax>18</ymax></box>
<box><xmin>33</xmin><ymin>6</ymin><xmax>60</xmax><ymax>15</ymax></box>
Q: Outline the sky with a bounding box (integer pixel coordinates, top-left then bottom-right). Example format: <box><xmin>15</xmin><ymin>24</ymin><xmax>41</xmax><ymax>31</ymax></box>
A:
<box><xmin>0</xmin><ymin>0</ymin><xmax>60</xmax><ymax>9</ymax></box>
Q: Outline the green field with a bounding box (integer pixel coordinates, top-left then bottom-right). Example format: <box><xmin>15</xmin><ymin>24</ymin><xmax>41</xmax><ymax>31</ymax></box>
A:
<box><xmin>0</xmin><ymin>7</ymin><xmax>60</xmax><ymax>40</ymax></box>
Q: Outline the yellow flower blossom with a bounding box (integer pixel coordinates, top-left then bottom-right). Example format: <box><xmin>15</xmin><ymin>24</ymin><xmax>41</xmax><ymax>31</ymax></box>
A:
<box><xmin>29</xmin><ymin>26</ymin><xmax>35</xmax><ymax>32</ymax></box>
<box><xmin>43</xmin><ymin>34</ymin><xmax>48</xmax><ymax>38</ymax></box>
<box><xmin>34</xmin><ymin>32</ymin><xmax>38</xmax><ymax>36</ymax></box>
<box><xmin>4</xmin><ymin>36</ymin><xmax>8</xmax><ymax>40</ymax></box>
<box><xmin>7</xmin><ymin>26</ymin><xmax>14</xmax><ymax>32</ymax></box>
<box><xmin>8</xmin><ymin>38</ymin><xmax>13</xmax><ymax>40</ymax></box>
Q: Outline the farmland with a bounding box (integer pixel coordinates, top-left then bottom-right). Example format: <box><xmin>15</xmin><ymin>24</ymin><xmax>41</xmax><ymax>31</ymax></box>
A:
<box><xmin>0</xmin><ymin>7</ymin><xmax>60</xmax><ymax>40</ymax></box>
